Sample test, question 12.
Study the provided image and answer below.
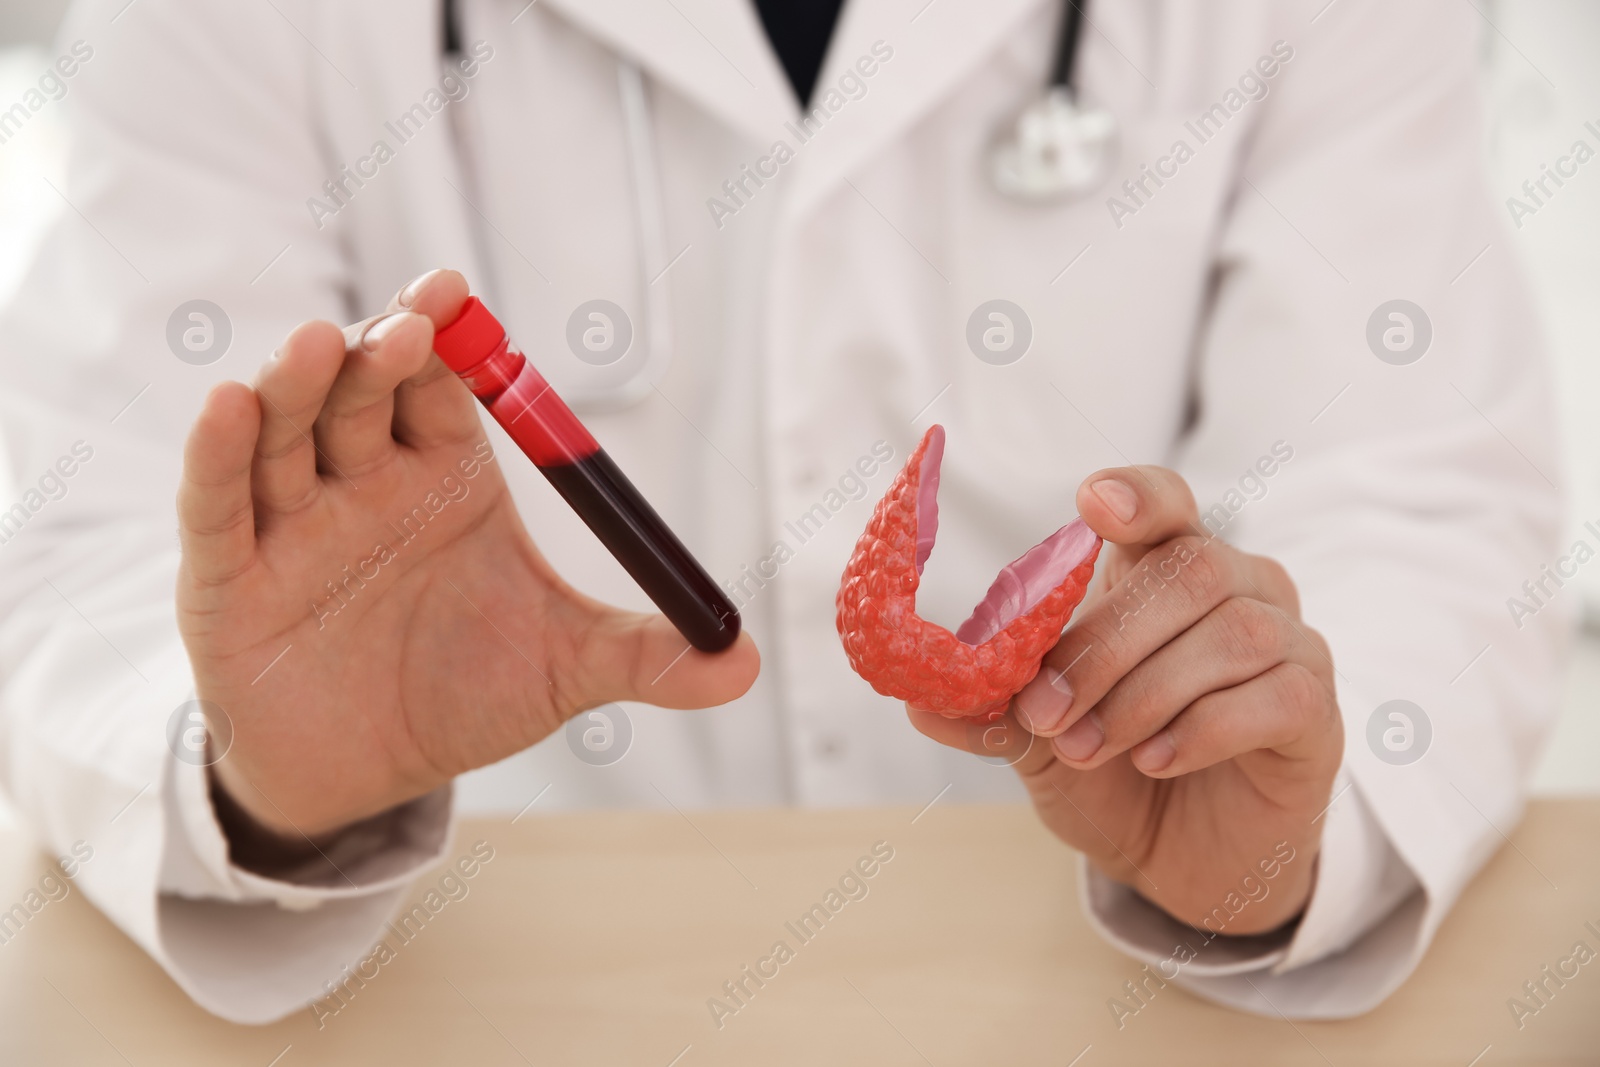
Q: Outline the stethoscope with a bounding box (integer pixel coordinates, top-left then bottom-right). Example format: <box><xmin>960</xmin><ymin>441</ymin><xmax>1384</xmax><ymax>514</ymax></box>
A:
<box><xmin>440</xmin><ymin>0</ymin><xmax>1111</xmax><ymax>410</ymax></box>
<box><xmin>989</xmin><ymin>0</ymin><xmax>1118</xmax><ymax>201</ymax></box>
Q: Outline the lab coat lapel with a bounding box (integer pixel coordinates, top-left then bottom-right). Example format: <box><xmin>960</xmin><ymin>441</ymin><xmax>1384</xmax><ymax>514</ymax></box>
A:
<box><xmin>314</xmin><ymin>0</ymin><xmax>488</xmax><ymax>301</ymax></box>
<box><xmin>533</xmin><ymin>0</ymin><xmax>1055</xmax><ymax>219</ymax></box>
<box><xmin>537</xmin><ymin>0</ymin><xmax>795</xmax><ymax>142</ymax></box>
<box><xmin>781</xmin><ymin>0</ymin><xmax>1051</xmax><ymax>222</ymax></box>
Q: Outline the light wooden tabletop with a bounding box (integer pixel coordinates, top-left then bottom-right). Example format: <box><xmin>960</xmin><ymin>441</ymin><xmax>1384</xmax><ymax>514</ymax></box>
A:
<box><xmin>0</xmin><ymin>799</ymin><xmax>1596</xmax><ymax>1065</ymax></box>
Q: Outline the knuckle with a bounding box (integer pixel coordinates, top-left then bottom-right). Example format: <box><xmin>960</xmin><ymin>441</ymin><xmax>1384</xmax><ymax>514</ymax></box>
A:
<box><xmin>1255</xmin><ymin>555</ymin><xmax>1290</xmax><ymax>592</ymax></box>
<box><xmin>1214</xmin><ymin>598</ymin><xmax>1286</xmax><ymax>661</ymax></box>
<box><xmin>319</xmin><ymin>372</ymin><xmax>398</xmax><ymax>421</ymax></box>
<box><xmin>329</xmin><ymin>453</ymin><xmax>391</xmax><ymax>482</ymax></box>
<box><xmin>1102</xmin><ymin>670</ymin><xmax>1162</xmax><ymax>735</ymax></box>
<box><xmin>1087</xmin><ymin>594</ymin><xmax>1145</xmax><ymax>662</ymax></box>
<box><xmin>401</xmin><ymin>359</ymin><xmax>459</xmax><ymax>391</ymax></box>
<box><xmin>1111</xmin><ymin>562</ymin><xmax>1162</xmax><ymax>618</ymax></box>
<box><xmin>1168</xmin><ymin>535</ymin><xmax>1225</xmax><ymax>602</ymax></box>
<box><xmin>1255</xmin><ymin>556</ymin><xmax>1302</xmax><ymax>613</ymax></box>
<box><xmin>255</xmin><ymin>432</ymin><xmax>314</xmax><ymax>463</ymax></box>
<box><xmin>1184</xmin><ymin>686</ymin><xmax>1228</xmax><ymax>726</ymax></box>
<box><xmin>261</xmin><ymin>481</ymin><xmax>321</xmax><ymax>517</ymax></box>
<box><xmin>186</xmin><ymin>553</ymin><xmax>255</xmax><ymax>589</ymax></box>
<box><xmin>187</xmin><ymin>500</ymin><xmax>254</xmax><ymax>540</ymax></box>
<box><xmin>317</xmin><ymin>390</ymin><xmax>378</xmax><ymax>421</ymax></box>
<box><xmin>1270</xmin><ymin>662</ymin><xmax>1326</xmax><ymax>718</ymax></box>
<box><xmin>181</xmin><ymin>462</ymin><xmax>249</xmax><ymax>494</ymax></box>
<box><xmin>1297</xmin><ymin>623</ymin><xmax>1333</xmax><ymax>663</ymax></box>
<box><xmin>1051</xmin><ymin>632</ymin><xmax>1116</xmax><ymax>690</ymax></box>
<box><xmin>1038</xmin><ymin>635</ymin><xmax>1075</xmax><ymax>672</ymax></box>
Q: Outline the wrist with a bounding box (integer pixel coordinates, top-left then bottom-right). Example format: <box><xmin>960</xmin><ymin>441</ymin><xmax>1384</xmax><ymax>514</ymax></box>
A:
<box><xmin>208</xmin><ymin>762</ymin><xmax>451</xmax><ymax>885</ymax></box>
<box><xmin>207</xmin><ymin>760</ymin><xmax>347</xmax><ymax>865</ymax></box>
<box><xmin>203</xmin><ymin>720</ymin><xmax>441</xmax><ymax>841</ymax></box>
<box><xmin>1091</xmin><ymin>842</ymin><xmax>1320</xmax><ymax>937</ymax></box>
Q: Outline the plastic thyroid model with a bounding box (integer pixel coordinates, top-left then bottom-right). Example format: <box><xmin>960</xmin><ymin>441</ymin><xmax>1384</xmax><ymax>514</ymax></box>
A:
<box><xmin>835</xmin><ymin>425</ymin><xmax>1102</xmax><ymax>721</ymax></box>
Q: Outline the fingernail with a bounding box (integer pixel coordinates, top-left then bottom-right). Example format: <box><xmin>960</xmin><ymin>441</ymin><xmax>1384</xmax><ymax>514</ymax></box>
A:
<box><xmin>1091</xmin><ymin>478</ymin><xmax>1138</xmax><ymax>524</ymax></box>
<box><xmin>1134</xmin><ymin>731</ymin><xmax>1176</xmax><ymax>774</ymax></box>
<box><xmin>362</xmin><ymin>312</ymin><xmax>410</xmax><ymax>350</ymax></box>
<box><xmin>1015</xmin><ymin>667</ymin><xmax>1074</xmax><ymax>733</ymax></box>
<box><xmin>1053</xmin><ymin>712</ymin><xmax>1103</xmax><ymax>763</ymax></box>
<box><xmin>397</xmin><ymin>268</ymin><xmax>442</xmax><ymax>308</ymax></box>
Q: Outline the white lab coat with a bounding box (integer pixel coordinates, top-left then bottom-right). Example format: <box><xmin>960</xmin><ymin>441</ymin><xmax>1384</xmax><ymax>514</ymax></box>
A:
<box><xmin>0</xmin><ymin>0</ymin><xmax>1566</xmax><ymax>1025</ymax></box>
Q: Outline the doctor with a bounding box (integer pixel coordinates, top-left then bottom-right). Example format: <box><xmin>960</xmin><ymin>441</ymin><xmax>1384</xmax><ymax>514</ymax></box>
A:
<box><xmin>0</xmin><ymin>0</ymin><xmax>1565</xmax><ymax>1027</ymax></box>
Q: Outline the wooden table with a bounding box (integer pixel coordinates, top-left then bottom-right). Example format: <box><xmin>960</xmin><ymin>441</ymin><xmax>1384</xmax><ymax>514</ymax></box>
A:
<box><xmin>1</xmin><ymin>800</ymin><xmax>1596</xmax><ymax>1065</ymax></box>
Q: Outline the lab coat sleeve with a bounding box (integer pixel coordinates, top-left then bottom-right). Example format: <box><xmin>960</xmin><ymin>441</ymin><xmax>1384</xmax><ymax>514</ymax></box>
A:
<box><xmin>0</xmin><ymin>0</ymin><xmax>455</xmax><ymax>1024</ymax></box>
<box><xmin>1079</xmin><ymin>0</ymin><xmax>1567</xmax><ymax>1017</ymax></box>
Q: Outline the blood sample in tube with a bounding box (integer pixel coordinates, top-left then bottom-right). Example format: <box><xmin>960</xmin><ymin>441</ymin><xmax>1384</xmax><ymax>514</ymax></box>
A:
<box><xmin>433</xmin><ymin>298</ymin><xmax>739</xmax><ymax>653</ymax></box>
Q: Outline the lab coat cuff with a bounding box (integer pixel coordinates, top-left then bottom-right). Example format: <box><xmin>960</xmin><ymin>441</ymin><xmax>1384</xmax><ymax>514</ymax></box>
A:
<box><xmin>1272</xmin><ymin>772</ymin><xmax>1421</xmax><ymax>974</ymax></box>
<box><xmin>1079</xmin><ymin>860</ymin><xmax>1292</xmax><ymax>978</ymax></box>
<box><xmin>1079</xmin><ymin>769</ymin><xmax>1421</xmax><ymax>982</ymax></box>
<box><xmin>163</xmin><ymin>745</ymin><xmax>456</xmax><ymax>912</ymax></box>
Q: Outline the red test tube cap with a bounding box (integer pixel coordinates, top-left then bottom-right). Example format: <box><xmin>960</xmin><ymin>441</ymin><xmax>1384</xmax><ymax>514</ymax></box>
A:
<box><xmin>433</xmin><ymin>296</ymin><xmax>506</xmax><ymax>374</ymax></box>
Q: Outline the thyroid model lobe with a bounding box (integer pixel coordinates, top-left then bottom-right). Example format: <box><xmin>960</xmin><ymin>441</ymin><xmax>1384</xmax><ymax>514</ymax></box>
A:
<box><xmin>835</xmin><ymin>425</ymin><xmax>1101</xmax><ymax>721</ymax></box>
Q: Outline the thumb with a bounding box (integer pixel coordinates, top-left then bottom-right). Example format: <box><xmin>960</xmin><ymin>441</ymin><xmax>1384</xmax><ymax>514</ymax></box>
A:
<box><xmin>564</xmin><ymin>605</ymin><xmax>761</xmax><ymax>713</ymax></box>
<box><xmin>1075</xmin><ymin>465</ymin><xmax>1201</xmax><ymax>577</ymax></box>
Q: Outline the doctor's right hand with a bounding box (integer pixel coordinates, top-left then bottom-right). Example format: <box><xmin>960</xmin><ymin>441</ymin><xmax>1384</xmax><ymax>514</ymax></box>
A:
<box><xmin>176</xmin><ymin>269</ymin><xmax>759</xmax><ymax>843</ymax></box>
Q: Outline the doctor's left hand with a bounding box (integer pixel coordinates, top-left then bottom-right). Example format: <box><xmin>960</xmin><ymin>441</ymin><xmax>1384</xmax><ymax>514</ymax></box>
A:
<box><xmin>908</xmin><ymin>468</ymin><xmax>1342</xmax><ymax>936</ymax></box>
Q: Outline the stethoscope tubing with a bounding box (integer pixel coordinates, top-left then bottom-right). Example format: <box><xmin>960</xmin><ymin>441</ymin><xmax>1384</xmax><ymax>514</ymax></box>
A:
<box><xmin>441</xmin><ymin>0</ymin><xmax>671</xmax><ymax>413</ymax></box>
<box><xmin>1051</xmin><ymin>0</ymin><xmax>1087</xmax><ymax>91</ymax></box>
<box><xmin>438</xmin><ymin>0</ymin><xmax>1106</xmax><ymax>410</ymax></box>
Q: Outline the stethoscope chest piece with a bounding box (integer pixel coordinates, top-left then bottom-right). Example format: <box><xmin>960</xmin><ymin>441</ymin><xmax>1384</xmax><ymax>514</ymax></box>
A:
<box><xmin>989</xmin><ymin>87</ymin><xmax>1117</xmax><ymax>202</ymax></box>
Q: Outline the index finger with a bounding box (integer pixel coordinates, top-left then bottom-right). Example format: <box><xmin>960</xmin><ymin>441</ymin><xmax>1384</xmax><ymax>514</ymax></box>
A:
<box><xmin>1015</xmin><ymin>532</ymin><xmax>1245</xmax><ymax>738</ymax></box>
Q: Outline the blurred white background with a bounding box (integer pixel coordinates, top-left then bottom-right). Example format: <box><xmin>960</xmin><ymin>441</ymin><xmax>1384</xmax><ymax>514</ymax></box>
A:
<box><xmin>0</xmin><ymin>0</ymin><xmax>1594</xmax><ymax>803</ymax></box>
